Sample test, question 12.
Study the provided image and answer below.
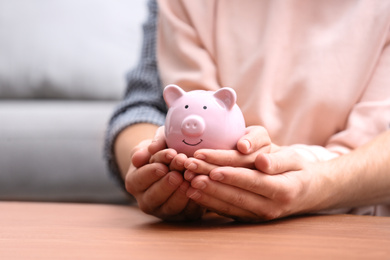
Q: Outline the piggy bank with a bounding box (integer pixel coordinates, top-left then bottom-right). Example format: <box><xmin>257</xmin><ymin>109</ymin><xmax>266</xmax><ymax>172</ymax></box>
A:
<box><xmin>163</xmin><ymin>84</ymin><xmax>246</xmax><ymax>157</ymax></box>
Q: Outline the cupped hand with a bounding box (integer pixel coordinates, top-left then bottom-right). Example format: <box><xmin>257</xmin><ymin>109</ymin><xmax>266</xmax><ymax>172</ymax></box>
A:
<box><xmin>125</xmin><ymin>127</ymin><xmax>204</xmax><ymax>221</ymax></box>
<box><xmin>183</xmin><ymin>126</ymin><xmax>277</xmax><ymax>180</ymax></box>
<box><xmin>185</xmin><ymin>148</ymin><xmax>325</xmax><ymax>222</ymax></box>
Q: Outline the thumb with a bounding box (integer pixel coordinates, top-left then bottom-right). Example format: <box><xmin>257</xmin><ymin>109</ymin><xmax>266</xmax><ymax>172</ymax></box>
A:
<box><xmin>148</xmin><ymin>126</ymin><xmax>167</xmax><ymax>155</ymax></box>
<box><xmin>237</xmin><ymin>126</ymin><xmax>271</xmax><ymax>154</ymax></box>
<box><xmin>131</xmin><ymin>146</ymin><xmax>151</xmax><ymax>168</ymax></box>
<box><xmin>255</xmin><ymin>148</ymin><xmax>303</xmax><ymax>175</ymax></box>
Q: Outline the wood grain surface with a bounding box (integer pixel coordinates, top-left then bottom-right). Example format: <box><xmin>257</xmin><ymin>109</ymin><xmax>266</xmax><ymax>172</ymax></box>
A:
<box><xmin>1</xmin><ymin>201</ymin><xmax>389</xmax><ymax>260</ymax></box>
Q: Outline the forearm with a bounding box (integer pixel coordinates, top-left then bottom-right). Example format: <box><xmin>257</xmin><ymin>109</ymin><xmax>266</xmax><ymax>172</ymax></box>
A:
<box><xmin>114</xmin><ymin>123</ymin><xmax>159</xmax><ymax>180</ymax></box>
<box><xmin>104</xmin><ymin>0</ymin><xmax>165</xmax><ymax>183</ymax></box>
<box><xmin>317</xmin><ymin>131</ymin><xmax>390</xmax><ymax>210</ymax></box>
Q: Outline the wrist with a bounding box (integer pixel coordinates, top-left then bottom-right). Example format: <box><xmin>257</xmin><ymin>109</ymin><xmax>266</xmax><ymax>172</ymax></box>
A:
<box><xmin>308</xmin><ymin>142</ymin><xmax>390</xmax><ymax>212</ymax></box>
<box><xmin>114</xmin><ymin>123</ymin><xmax>159</xmax><ymax>179</ymax></box>
<box><xmin>289</xmin><ymin>144</ymin><xmax>339</xmax><ymax>162</ymax></box>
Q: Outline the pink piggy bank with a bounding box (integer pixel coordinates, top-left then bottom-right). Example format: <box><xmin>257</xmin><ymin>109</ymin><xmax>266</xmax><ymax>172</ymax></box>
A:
<box><xmin>163</xmin><ymin>84</ymin><xmax>246</xmax><ymax>157</ymax></box>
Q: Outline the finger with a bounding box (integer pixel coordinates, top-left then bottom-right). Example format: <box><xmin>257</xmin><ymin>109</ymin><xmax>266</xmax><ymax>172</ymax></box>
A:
<box><xmin>156</xmin><ymin>181</ymin><xmax>191</xmax><ymax>219</ymax></box>
<box><xmin>184</xmin><ymin>158</ymin><xmax>218</xmax><ymax>175</ymax></box>
<box><xmin>125</xmin><ymin>163</ymin><xmax>168</xmax><ymax>195</ymax></box>
<box><xmin>193</xmin><ymin>149</ymin><xmax>257</xmax><ymax>169</ymax></box>
<box><xmin>149</xmin><ymin>148</ymin><xmax>177</xmax><ymax>164</ymax></box>
<box><xmin>158</xmin><ymin>198</ymin><xmax>204</xmax><ymax>222</ymax></box>
<box><xmin>139</xmin><ymin>171</ymin><xmax>184</xmax><ymax>214</ymax></box>
<box><xmin>255</xmin><ymin>148</ymin><xmax>303</xmax><ymax>174</ymax></box>
<box><xmin>208</xmin><ymin>166</ymin><xmax>303</xmax><ymax>211</ymax></box>
<box><xmin>186</xmin><ymin>176</ymin><xmax>263</xmax><ymax>222</ymax></box>
<box><xmin>184</xmin><ymin>169</ymin><xmax>196</xmax><ymax>181</ymax></box>
<box><xmin>148</xmin><ymin>126</ymin><xmax>167</xmax><ymax>155</ymax></box>
<box><xmin>237</xmin><ymin>126</ymin><xmax>271</xmax><ymax>154</ymax></box>
<box><xmin>182</xmin><ymin>200</ymin><xmax>205</xmax><ymax>221</ymax></box>
<box><xmin>188</xmin><ymin>188</ymin><xmax>259</xmax><ymax>222</ymax></box>
<box><xmin>131</xmin><ymin>142</ymin><xmax>152</xmax><ymax>168</ymax></box>
<box><xmin>208</xmin><ymin>167</ymin><xmax>282</xmax><ymax>199</ymax></box>
<box><xmin>169</xmin><ymin>153</ymin><xmax>187</xmax><ymax>172</ymax></box>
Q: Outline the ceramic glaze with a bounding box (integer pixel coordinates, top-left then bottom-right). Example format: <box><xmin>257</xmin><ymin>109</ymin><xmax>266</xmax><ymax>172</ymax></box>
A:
<box><xmin>163</xmin><ymin>84</ymin><xmax>246</xmax><ymax>156</ymax></box>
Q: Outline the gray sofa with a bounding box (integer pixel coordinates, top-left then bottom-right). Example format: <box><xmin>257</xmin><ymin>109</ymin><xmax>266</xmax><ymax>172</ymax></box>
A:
<box><xmin>0</xmin><ymin>0</ymin><xmax>147</xmax><ymax>203</ymax></box>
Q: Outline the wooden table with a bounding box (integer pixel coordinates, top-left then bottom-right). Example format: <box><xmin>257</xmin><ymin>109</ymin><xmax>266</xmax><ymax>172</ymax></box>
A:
<box><xmin>0</xmin><ymin>201</ymin><xmax>389</xmax><ymax>260</ymax></box>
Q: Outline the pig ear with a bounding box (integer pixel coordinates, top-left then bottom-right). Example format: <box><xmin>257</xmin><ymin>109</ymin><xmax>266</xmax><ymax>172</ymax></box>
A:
<box><xmin>163</xmin><ymin>84</ymin><xmax>185</xmax><ymax>108</ymax></box>
<box><xmin>213</xmin><ymin>87</ymin><xmax>237</xmax><ymax>110</ymax></box>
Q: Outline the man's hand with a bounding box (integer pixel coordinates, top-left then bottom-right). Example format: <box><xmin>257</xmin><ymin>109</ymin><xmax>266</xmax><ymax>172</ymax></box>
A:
<box><xmin>185</xmin><ymin>148</ymin><xmax>325</xmax><ymax>222</ymax></box>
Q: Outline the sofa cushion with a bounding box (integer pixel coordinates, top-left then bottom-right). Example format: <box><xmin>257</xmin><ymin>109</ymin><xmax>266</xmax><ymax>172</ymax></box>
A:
<box><xmin>0</xmin><ymin>0</ymin><xmax>147</xmax><ymax>100</ymax></box>
<box><xmin>0</xmin><ymin>101</ymin><xmax>129</xmax><ymax>203</ymax></box>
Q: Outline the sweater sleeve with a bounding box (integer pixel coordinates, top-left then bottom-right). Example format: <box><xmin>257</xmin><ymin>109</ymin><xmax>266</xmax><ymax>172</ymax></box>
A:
<box><xmin>291</xmin><ymin>30</ymin><xmax>390</xmax><ymax>162</ymax></box>
<box><xmin>104</xmin><ymin>0</ymin><xmax>166</xmax><ymax>186</ymax></box>
<box><xmin>325</xmin><ymin>31</ymin><xmax>390</xmax><ymax>155</ymax></box>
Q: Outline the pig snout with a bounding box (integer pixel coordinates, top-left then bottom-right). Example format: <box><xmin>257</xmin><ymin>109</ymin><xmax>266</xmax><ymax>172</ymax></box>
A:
<box><xmin>181</xmin><ymin>115</ymin><xmax>205</xmax><ymax>137</ymax></box>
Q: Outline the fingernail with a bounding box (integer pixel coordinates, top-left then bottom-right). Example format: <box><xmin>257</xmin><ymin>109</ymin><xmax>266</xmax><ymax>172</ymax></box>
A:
<box><xmin>186</xmin><ymin>162</ymin><xmax>198</xmax><ymax>171</ymax></box>
<box><xmin>192</xmin><ymin>180</ymin><xmax>206</xmax><ymax>190</ymax></box>
<box><xmin>187</xmin><ymin>190</ymin><xmax>201</xmax><ymax>200</ymax></box>
<box><xmin>168</xmin><ymin>175</ymin><xmax>181</xmax><ymax>186</ymax></box>
<box><xmin>210</xmin><ymin>171</ymin><xmax>224</xmax><ymax>181</ymax></box>
<box><xmin>262</xmin><ymin>154</ymin><xmax>271</xmax><ymax>168</ymax></box>
<box><xmin>243</xmin><ymin>139</ymin><xmax>251</xmax><ymax>152</ymax></box>
<box><xmin>195</xmin><ymin>153</ymin><xmax>206</xmax><ymax>160</ymax></box>
<box><xmin>151</xmin><ymin>135</ymin><xmax>159</xmax><ymax>143</ymax></box>
<box><xmin>166</xmin><ymin>153</ymin><xmax>174</xmax><ymax>160</ymax></box>
<box><xmin>176</xmin><ymin>157</ymin><xmax>184</xmax><ymax>166</ymax></box>
<box><xmin>184</xmin><ymin>170</ymin><xmax>195</xmax><ymax>181</ymax></box>
<box><xmin>155</xmin><ymin>168</ymin><xmax>166</xmax><ymax>177</ymax></box>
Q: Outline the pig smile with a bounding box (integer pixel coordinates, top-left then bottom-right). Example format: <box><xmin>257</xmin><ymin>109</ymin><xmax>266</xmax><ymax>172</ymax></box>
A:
<box><xmin>183</xmin><ymin>139</ymin><xmax>203</xmax><ymax>146</ymax></box>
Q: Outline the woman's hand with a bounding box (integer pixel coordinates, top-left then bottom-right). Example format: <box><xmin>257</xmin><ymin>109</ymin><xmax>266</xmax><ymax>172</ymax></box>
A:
<box><xmin>183</xmin><ymin>126</ymin><xmax>277</xmax><ymax>180</ymax></box>
<box><xmin>124</xmin><ymin>127</ymin><xmax>204</xmax><ymax>221</ymax></box>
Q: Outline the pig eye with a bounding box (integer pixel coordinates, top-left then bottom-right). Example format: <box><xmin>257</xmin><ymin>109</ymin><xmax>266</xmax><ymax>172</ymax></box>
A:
<box><xmin>203</xmin><ymin>106</ymin><xmax>207</xmax><ymax>110</ymax></box>
<box><xmin>185</xmin><ymin>105</ymin><xmax>189</xmax><ymax>109</ymax></box>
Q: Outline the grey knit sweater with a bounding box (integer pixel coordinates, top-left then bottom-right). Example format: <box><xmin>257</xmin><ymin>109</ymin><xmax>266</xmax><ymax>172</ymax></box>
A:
<box><xmin>104</xmin><ymin>0</ymin><xmax>165</xmax><ymax>187</ymax></box>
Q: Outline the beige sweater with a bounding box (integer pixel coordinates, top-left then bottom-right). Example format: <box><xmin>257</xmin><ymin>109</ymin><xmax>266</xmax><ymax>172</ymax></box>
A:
<box><xmin>157</xmin><ymin>0</ymin><xmax>390</xmax><ymax>162</ymax></box>
<box><xmin>157</xmin><ymin>0</ymin><xmax>390</xmax><ymax>216</ymax></box>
